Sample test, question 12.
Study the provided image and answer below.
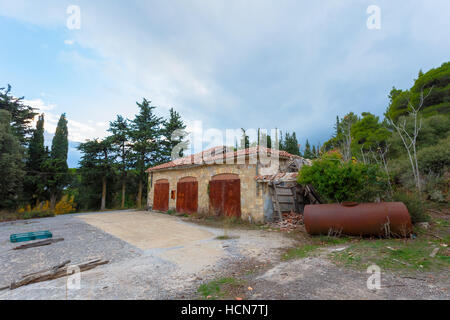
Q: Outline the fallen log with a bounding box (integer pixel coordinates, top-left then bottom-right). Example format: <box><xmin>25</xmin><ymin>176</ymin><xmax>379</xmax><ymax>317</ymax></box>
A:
<box><xmin>19</xmin><ymin>260</ymin><xmax>71</xmax><ymax>278</ymax></box>
<box><xmin>12</xmin><ymin>238</ymin><xmax>64</xmax><ymax>250</ymax></box>
<box><xmin>2</xmin><ymin>259</ymin><xmax>109</xmax><ymax>291</ymax></box>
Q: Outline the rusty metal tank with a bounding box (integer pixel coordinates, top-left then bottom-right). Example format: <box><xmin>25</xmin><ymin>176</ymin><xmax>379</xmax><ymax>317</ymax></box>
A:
<box><xmin>304</xmin><ymin>202</ymin><xmax>413</xmax><ymax>237</ymax></box>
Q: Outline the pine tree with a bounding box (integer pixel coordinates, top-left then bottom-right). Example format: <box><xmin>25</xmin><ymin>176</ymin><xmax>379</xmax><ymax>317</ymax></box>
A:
<box><xmin>129</xmin><ymin>99</ymin><xmax>163</xmax><ymax>208</ymax></box>
<box><xmin>291</xmin><ymin>132</ymin><xmax>301</xmax><ymax>156</ymax></box>
<box><xmin>78</xmin><ymin>137</ymin><xmax>115</xmax><ymax>210</ymax></box>
<box><xmin>108</xmin><ymin>115</ymin><xmax>131</xmax><ymax>209</ymax></box>
<box><xmin>43</xmin><ymin>114</ymin><xmax>70</xmax><ymax>209</ymax></box>
<box><xmin>0</xmin><ymin>85</ymin><xmax>37</xmax><ymax>145</ymax></box>
<box><xmin>335</xmin><ymin>116</ymin><xmax>341</xmax><ymax>137</ymax></box>
<box><xmin>312</xmin><ymin>145</ymin><xmax>317</xmax><ymax>158</ymax></box>
<box><xmin>161</xmin><ymin>108</ymin><xmax>187</xmax><ymax>162</ymax></box>
<box><xmin>281</xmin><ymin>131</ymin><xmax>300</xmax><ymax>156</ymax></box>
<box><xmin>303</xmin><ymin>139</ymin><xmax>313</xmax><ymax>159</ymax></box>
<box><xmin>24</xmin><ymin>114</ymin><xmax>48</xmax><ymax>204</ymax></box>
<box><xmin>0</xmin><ymin>110</ymin><xmax>25</xmax><ymax>209</ymax></box>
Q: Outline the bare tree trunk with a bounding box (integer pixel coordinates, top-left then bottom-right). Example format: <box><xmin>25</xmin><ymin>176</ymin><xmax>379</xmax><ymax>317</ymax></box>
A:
<box><xmin>342</xmin><ymin>121</ymin><xmax>352</xmax><ymax>162</ymax></box>
<box><xmin>387</xmin><ymin>86</ymin><xmax>433</xmax><ymax>194</ymax></box>
<box><xmin>121</xmin><ymin>180</ymin><xmax>126</xmax><ymax>209</ymax></box>
<box><xmin>101</xmin><ymin>176</ymin><xmax>106</xmax><ymax>211</ymax></box>
<box><xmin>380</xmin><ymin>151</ymin><xmax>393</xmax><ymax>196</ymax></box>
<box><xmin>50</xmin><ymin>193</ymin><xmax>57</xmax><ymax>211</ymax></box>
<box><xmin>137</xmin><ymin>180</ymin><xmax>142</xmax><ymax>209</ymax></box>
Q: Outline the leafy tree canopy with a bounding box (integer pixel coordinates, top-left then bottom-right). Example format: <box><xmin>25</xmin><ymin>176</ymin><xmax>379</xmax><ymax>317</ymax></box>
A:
<box><xmin>386</xmin><ymin>61</ymin><xmax>450</xmax><ymax>121</ymax></box>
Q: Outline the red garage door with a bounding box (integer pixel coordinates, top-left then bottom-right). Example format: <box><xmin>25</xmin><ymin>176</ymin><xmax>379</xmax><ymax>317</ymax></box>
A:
<box><xmin>209</xmin><ymin>174</ymin><xmax>241</xmax><ymax>218</ymax></box>
<box><xmin>153</xmin><ymin>179</ymin><xmax>169</xmax><ymax>212</ymax></box>
<box><xmin>176</xmin><ymin>177</ymin><xmax>198</xmax><ymax>214</ymax></box>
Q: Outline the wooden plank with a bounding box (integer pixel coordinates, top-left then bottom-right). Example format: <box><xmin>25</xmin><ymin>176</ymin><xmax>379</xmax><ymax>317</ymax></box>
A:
<box><xmin>291</xmin><ymin>186</ymin><xmax>299</xmax><ymax>212</ymax></box>
<box><xmin>12</xmin><ymin>238</ymin><xmax>64</xmax><ymax>250</ymax></box>
<box><xmin>278</xmin><ymin>200</ymin><xmax>295</xmax><ymax>204</ymax></box>
<box><xmin>273</xmin><ymin>188</ymin><xmax>293</xmax><ymax>196</ymax></box>
<box><xmin>271</xmin><ymin>185</ymin><xmax>283</xmax><ymax>221</ymax></box>
<box><xmin>5</xmin><ymin>259</ymin><xmax>109</xmax><ymax>291</ymax></box>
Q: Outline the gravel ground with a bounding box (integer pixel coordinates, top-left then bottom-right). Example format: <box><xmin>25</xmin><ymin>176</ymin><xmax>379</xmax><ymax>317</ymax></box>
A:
<box><xmin>0</xmin><ymin>210</ymin><xmax>448</xmax><ymax>300</ymax></box>
<box><xmin>0</xmin><ymin>211</ymin><xmax>292</xmax><ymax>300</ymax></box>
<box><xmin>0</xmin><ymin>211</ymin><xmax>140</xmax><ymax>285</ymax></box>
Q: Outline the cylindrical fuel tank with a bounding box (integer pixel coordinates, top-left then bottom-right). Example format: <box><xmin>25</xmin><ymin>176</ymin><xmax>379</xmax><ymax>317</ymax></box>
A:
<box><xmin>304</xmin><ymin>202</ymin><xmax>413</xmax><ymax>237</ymax></box>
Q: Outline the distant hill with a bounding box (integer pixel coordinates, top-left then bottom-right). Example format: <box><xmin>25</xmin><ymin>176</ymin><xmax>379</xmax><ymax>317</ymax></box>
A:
<box><xmin>386</xmin><ymin>62</ymin><xmax>450</xmax><ymax>121</ymax></box>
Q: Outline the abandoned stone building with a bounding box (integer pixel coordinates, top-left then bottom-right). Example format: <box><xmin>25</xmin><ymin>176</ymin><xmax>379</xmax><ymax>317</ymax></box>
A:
<box><xmin>146</xmin><ymin>146</ymin><xmax>317</xmax><ymax>223</ymax></box>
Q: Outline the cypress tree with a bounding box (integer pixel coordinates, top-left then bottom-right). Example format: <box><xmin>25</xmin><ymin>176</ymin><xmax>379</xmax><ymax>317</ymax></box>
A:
<box><xmin>24</xmin><ymin>114</ymin><xmax>48</xmax><ymax>204</ymax></box>
<box><xmin>44</xmin><ymin>113</ymin><xmax>70</xmax><ymax>209</ymax></box>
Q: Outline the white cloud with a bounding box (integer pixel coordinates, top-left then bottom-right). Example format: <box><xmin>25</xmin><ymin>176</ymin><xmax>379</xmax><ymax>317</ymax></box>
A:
<box><xmin>29</xmin><ymin>98</ymin><xmax>107</xmax><ymax>143</ymax></box>
<box><xmin>64</xmin><ymin>39</ymin><xmax>75</xmax><ymax>45</ymax></box>
<box><xmin>23</xmin><ymin>98</ymin><xmax>56</xmax><ymax>112</ymax></box>
<box><xmin>2</xmin><ymin>0</ymin><xmax>450</xmax><ymax>148</ymax></box>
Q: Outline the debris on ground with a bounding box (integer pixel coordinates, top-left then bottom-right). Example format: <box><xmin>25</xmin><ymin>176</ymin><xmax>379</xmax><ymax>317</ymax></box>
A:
<box><xmin>430</xmin><ymin>248</ymin><xmax>440</xmax><ymax>258</ymax></box>
<box><xmin>12</xmin><ymin>238</ymin><xmax>64</xmax><ymax>251</ymax></box>
<box><xmin>0</xmin><ymin>259</ymin><xmax>109</xmax><ymax>291</ymax></box>
<box><xmin>267</xmin><ymin>211</ymin><xmax>303</xmax><ymax>232</ymax></box>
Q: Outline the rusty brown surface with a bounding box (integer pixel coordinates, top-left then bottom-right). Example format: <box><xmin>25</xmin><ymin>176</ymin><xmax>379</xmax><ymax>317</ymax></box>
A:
<box><xmin>209</xmin><ymin>179</ymin><xmax>241</xmax><ymax>218</ymax></box>
<box><xmin>153</xmin><ymin>182</ymin><xmax>169</xmax><ymax>212</ymax></box>
<box><xmin>176</xmin><ymin>180</ymin><xmax>198</xmax><ymax>214</ymax></box>
<box><xmin>304</xmin><ymin>202</ymin><xmax>413</xmax><ymax>237</ymax></box>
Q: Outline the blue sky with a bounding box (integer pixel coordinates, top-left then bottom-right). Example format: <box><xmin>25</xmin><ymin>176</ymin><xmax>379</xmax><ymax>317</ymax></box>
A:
<box><xmin>1</xmin><ymin>0</ymin><xmax>449</xmax><ymax>167</ymax></box>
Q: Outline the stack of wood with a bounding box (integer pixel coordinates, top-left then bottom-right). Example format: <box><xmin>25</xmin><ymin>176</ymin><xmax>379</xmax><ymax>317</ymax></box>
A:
<box><xmin>270</xmin><ymin>183</ymin><xmax>322</xmax><ymax>221</ymax></box>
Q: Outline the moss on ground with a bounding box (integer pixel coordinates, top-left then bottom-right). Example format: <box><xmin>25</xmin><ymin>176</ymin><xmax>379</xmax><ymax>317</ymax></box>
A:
<box><xmin>197</xmin><ymin>277</ymin><xmax>246</xmax><ymax>300</ymax></box>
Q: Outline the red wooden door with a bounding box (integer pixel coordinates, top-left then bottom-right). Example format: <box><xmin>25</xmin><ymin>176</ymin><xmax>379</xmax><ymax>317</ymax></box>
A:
<box><xmin>176</xmin><ymin>178</ymin><xmax>198</xmax><ymax>214</ymax></box>
<box><xmin>153</xmin><ymin>180</ymin><xmax>169</xmax><ymax>212</ymax></box>
<box><xmin>209</xmin><ymin>178</ymin><xmax>241</xmax><ymax>218</ymax></box>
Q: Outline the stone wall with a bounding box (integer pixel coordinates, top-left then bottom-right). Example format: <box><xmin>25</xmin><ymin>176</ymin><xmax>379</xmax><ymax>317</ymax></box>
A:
<box><xmin>147</xmin><ymin>162</ymin><xmax>267</xmax><ymax>222</ymax></box>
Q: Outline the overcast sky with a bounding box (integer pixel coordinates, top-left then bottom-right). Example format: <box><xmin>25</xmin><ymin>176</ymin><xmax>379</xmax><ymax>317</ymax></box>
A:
<box><xmin>1</xmin><ymin>0</ymin><xmax>449</xmax><ymax>167</ymax></box>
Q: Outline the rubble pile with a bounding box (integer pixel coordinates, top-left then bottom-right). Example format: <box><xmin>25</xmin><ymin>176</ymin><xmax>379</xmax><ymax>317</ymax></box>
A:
<box><xmin>268</xmin><ymin>211</ymin><xmax>303</xmax><ymax>232</ymax></box>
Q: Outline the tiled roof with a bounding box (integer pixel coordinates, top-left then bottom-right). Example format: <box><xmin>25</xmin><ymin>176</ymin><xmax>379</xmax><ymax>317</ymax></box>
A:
<box><xmin>254</xmin><ymin>172</ymin><xmax>299</xmax><ymax>182</ymax></box>
<box><xmin>146</xmin><ymin>146</ymin><xmax>299</xmax><ymax>172</ymax></box>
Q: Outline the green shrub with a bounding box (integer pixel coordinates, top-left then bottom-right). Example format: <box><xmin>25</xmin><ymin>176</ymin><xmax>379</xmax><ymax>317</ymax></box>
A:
<box><xmin>392</xmin><ymin>191</ymin><xmax>429</xmax><ymax>223</ymax></box>
<box><xmin>298</xmin><ymin>152</ymin><xmax>389</xmax><ymax>203</ymax></box>
<box><xmin>22</xmin><ymin>210</ymin><xmax>55</xmax><ymax>220</ymax></box>
<box><xmin>423</xmin><ymin>172</ymin><xmax>448</xmax><ymax>203</ymax></box>
<box><xmin>417</xmin><ymin>135</ymin><xmax>450</xmax><ymax>175</ymax></box>
<box><xmin>166</xmin><ymin>209</ymin><xmax>176</xmax><ymax>215</ymax></box>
